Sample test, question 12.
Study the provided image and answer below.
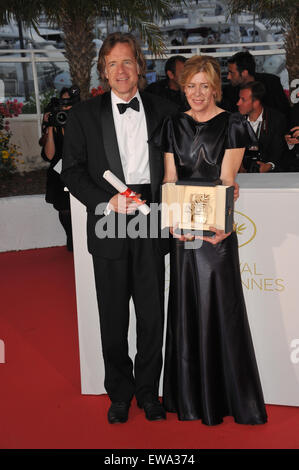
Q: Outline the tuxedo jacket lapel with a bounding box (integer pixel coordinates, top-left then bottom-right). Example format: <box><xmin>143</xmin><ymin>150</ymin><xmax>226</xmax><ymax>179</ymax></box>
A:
<box><xmin>100</xmin><ymin>92</ymin><xmax>125</xmax><ymax>182</ymax></box>
<box><xmin>141</xmin><ymin>92</ymin><xmax>161</xmax><ymax>195</ymax></box>
<box><xmin>141</xmin><ymin>92</ymin><xmax>158</xmax><ymax>141</ymax></box>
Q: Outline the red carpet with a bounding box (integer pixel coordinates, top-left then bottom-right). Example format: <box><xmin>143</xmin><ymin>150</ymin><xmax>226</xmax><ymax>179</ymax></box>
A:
<box><xmin>0</xmin><ymin>246</ymin><xmax>299</xmax><ymax>450</ymax></box>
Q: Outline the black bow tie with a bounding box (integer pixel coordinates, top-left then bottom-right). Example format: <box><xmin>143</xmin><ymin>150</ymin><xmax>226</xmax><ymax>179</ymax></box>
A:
<box><xmin>117</xmin><ymin>97</ymin><xmax>140</xmax><ymax>114</ymax></box>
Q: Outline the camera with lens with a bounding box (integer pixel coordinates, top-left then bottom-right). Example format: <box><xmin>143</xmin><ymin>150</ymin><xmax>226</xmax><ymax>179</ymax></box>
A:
<box><xmin>242</xmin><ymin>147</ymin><xmax>264</xmax><ymax>173</ymax></box>
<box><xmin>46</xmin><ymin>85</ymin><xmax>80</xmax><ymax>128</ymax></box>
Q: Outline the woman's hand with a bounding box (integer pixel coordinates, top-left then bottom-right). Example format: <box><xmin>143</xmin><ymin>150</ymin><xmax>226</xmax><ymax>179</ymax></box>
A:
<box><xmin>170</xmin><ymin>225</ymin><xmax>231</xmax><ymax>245</ymax></box>
<box><xmin>233</xmin><ymin>181</ymin><xmax>239</xmax><ymax>201</ymax></box>
<box><xmin>196</xmin><ymin>226</ymin><xmax>231</xmax><ymax>245</ymax></box>
<box><xmin>169</xmin><ymin>225</ymin><xmax>195</xmax><ymax>242</ymax></box>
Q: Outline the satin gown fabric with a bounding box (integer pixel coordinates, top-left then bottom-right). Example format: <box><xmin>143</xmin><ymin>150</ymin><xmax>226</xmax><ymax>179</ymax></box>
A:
<box><xmin>157</xmin><ymin>112</ymin><xmax>267</xmax><ymax>424</ymax></box>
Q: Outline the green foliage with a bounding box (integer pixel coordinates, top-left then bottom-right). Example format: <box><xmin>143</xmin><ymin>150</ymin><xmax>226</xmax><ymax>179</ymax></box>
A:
<box><xmin>22</xmin><ymin>88</ymin><xmax>59</xmax><ymax>114</ymax></box>
<box><xmin>0</xmin><ymin>1</ymin><xmax>188</xmax><ymax>101</ymax></box>
<box><xmin>227</xmin><ymin>0</ymin><xmax>299</xmax><ymax>27</ymax></box>
<box><xmin>0</xmin><ymin>0</ymin><xmax>187</xmax><ymax>55</ymax></box>
<box><xmin>0</xmin><ymin>0</ymin><xmax>43</xmax><ymax>26</ymax></box>
<box><xmin>0</xmin><ymin>101</ymin><xmax>23</xmax><ymax>177</ymax></box>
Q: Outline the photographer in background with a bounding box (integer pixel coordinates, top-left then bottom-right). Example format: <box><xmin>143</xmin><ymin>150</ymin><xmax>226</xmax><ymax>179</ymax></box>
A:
<box><xmin>39</xmin><ymin>86</ymin><xmax>80</xmax><ymax>251</ymax></box>
<box><xmin>237</xmin><ymin>81</ymin><xmax>288</xmax><ymax>173</ymax></box>
<box><xmin>284</xmin><ymin>101</ymin><xmax>299</xmax><ymax>171</ymax></box>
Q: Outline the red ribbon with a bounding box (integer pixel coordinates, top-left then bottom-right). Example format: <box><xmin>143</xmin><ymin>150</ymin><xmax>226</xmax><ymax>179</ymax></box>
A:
<box><xmin>120</xmin><ymin>188</ymin><xmax>145</xmax><ymax>206</ymax></box>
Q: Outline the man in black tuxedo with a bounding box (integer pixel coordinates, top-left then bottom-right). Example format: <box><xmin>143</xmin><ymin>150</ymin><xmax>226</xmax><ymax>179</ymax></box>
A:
<box><xmin>237</xmin><ymin>81</ymin><xmax>288</xmax><ymax>173</ymax></box>
<box><xmin>221</xmin><ymin>51</ymin><xmax>290</xmax><ymax>121</ymax></box>
<box><xmin>62</xmin><ymin>32</ymin><xmax>177</xmax><ymax>424</ymax></box>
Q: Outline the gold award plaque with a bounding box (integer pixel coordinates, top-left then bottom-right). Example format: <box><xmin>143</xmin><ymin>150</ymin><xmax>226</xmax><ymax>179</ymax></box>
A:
<box><xmin>162</xmin><ymin>183</ymin><xmax>234</xmax><ymax>233</ymax></box>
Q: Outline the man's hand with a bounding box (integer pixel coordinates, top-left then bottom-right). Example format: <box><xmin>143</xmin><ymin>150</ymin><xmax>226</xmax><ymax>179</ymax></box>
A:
<box><xmin>285</xmin><ymin>126</ymin><xmax>299</xmax><ymax>146</ymax></box>
<box><xmin>257</xmin><ymin>161</ymin><xmax>272</xmax><ymax>173</ymax></box>
<box><xmin>109</xmin><ymin>193</ymin><xmax>144</xmax><ymax>214</ymax></box>
<box><xmin>238</xmin><ymin>164</ymin><xmax>247</xmax><ymax>174</ymax></box>
<box><xmin>43</xmin><ymin>111</ymin><xmax>51</xmax><ymax>123</ymax></box>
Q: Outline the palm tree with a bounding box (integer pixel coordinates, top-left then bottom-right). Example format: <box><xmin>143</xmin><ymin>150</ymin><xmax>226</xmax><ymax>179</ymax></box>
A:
<box><xmin>227</xmin><ymin>0</ymin><xmax>299</xmax><ymax>94</ymax></box>
<box><xmin>0</xmin><ymin>0</ymin><xmax>185</xmax><ymax>99</ymax></box>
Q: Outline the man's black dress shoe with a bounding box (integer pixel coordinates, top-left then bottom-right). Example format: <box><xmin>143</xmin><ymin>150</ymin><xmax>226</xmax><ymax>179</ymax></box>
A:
<box><xmin>138</xmin><ymin>400</ymin><xmax>166</xmax><ymax>421</ymax></box>
<box><xmin>108</xmin><ymin>402</ymin><xmax>130</xmax><ymax>424</ymax></box>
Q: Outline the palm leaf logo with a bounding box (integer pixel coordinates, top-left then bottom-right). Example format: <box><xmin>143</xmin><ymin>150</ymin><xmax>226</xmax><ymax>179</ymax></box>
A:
<box><xmin>234</xmin><ymin>211</ymin><xmax>257</xmax><ymax>248</ymax></box>
<box><xmin>234</xmin><ymin>222</ymin><xmax>247</xmax><ymax>234</ymax></box>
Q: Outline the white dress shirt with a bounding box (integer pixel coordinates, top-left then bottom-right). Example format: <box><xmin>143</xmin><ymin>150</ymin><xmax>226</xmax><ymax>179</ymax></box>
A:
<box><xmin>111</xmin><ymin>90</ymin><xmax>150</xmax><ymax>184</ymax></box>
<box><xmin>248</xmin><ymin>110</ymin><xmax>263</xmax><ymax>136</ymax></box>
<box><xmin>104</xmin><ymin>91</ymin><xmax>150</xmax><ymax>214</ymax></box>
<box><xmin>247</xmin><ymin>110</ymin><xmax>275</xmax><ymax>169</ymax></box>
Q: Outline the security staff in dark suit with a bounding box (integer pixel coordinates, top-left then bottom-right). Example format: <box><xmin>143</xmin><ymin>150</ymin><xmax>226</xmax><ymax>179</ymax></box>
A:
<box><xmin>284</xmin><ymin>102</ymin><xmax>299</xmax><ymax>171</ymax></box>
<box><xmin>237</xmin><ymin>81</ymin><xmax>288</xmax><ymax>172</ymax></box>
<box><xmin>221</xmin><ymin>51</ymin><xmax>290</xmax><ymax>121</ymax></box>
<box><xmin>62</xmin><ymin>32</ymin><xmax>178</xmax><ymax>424</ymax></box>
<box><xmin>145</xmin><ymin>55</ymin><xmax>188</xmax><ymax>110</ymax></box>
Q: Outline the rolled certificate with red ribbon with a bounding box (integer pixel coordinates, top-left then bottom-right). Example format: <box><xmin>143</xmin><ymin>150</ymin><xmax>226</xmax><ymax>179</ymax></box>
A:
<box><xmin>103</xmin><ymin>170</ymin><xmax>151</xmax><ymax>215</ymax></box>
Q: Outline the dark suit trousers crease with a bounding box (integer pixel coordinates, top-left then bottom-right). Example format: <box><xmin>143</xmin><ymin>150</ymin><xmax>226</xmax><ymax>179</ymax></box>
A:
<box><xmin>92</xmin><ymin>185</ymin><xmax>165</xmax><ymax>404</ymax></box>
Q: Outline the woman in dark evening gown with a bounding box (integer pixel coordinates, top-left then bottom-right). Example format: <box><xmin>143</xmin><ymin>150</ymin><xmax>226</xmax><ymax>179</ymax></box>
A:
<box><xmin>157</xmin><ymin>56</ymin><xmax>267</xmax><ymax>425</ymax></box>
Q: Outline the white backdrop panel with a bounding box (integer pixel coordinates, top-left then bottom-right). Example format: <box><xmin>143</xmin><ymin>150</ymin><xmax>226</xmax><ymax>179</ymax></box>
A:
<box><xmin>0</xmin><ymin>195</ymin><xmax>65</xmax><ymax>252</ymax></box>
<box><xmin>70</xmin><ymin>174</ymin><xmax>299</xmax><ymax>405</ymax></box>
<box><xmin>235</xmin><ymin>187</ymin><xmax>299</xmax><ymax>405</ymax></box>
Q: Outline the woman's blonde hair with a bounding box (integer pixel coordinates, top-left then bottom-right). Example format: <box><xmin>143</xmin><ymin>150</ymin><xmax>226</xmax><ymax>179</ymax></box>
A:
<box><xmin>180</xmin><ymin>55</ymin><xmax>222</xmax><ymax>102</ymax></box>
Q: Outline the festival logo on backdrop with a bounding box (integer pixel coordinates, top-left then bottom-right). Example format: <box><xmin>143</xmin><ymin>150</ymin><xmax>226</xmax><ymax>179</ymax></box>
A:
<box><xmin>234</xmin><ymin>210</ymin><xmax>257</xmax><ymax>248</ymax></box>
<box><xmin>235</xmin><ymin>211</ymin><xmax>285</xmax><ymax>292</ymax></box>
